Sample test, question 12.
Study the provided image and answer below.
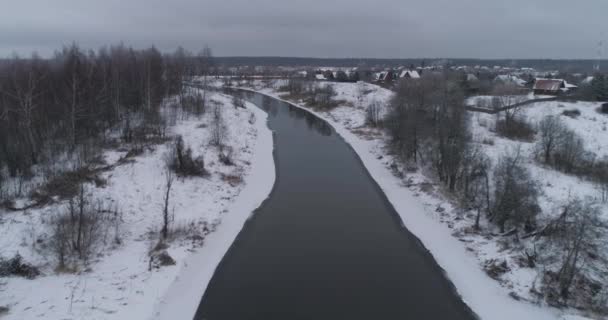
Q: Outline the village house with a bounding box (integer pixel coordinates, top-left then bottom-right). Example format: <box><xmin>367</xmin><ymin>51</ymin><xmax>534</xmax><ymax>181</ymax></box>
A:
<box><xmin>494</xmin><ymin>74</ymin><xmax>527</xmax><ymax>87</ymax></box>
<box><xmin>399</xmin><ymin>70</ymin><xmax>421</xmax><ymax>79</ymax></box>
<box><xmin>533</xmin><ymin>78</ymin><xmax>578</xmax><ymax>95</ymax></box>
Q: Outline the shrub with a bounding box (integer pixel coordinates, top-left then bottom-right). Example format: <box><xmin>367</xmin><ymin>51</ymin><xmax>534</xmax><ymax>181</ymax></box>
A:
<box><xmin>491</xmin><ymin>151</ymin><xmax>540</xmax><ymax>233</ymax></box>
<box><xmin>601</xmin><ymin>103</ymin><xmax>608</xmax><ymax>114</ymax></box>
<box><xmin>496</xmin><ymin>117</ymin><xmax>536</xmax><ymax>141</ymax></box>
<box><xmin>539</xmin><ymin>198</ymin><xmax>607</xmax><ymax>309</ymax></box>
<box><xmin>218</xmin><ymin>146</ymin><xmax>234</xmax><ymax>166</ymax></box>
<box><xmin>0</xmin><ymin>254</ymin><xmax>40</xmax><ymax>279</ymax></box>
<box><xmin>562</xmin><ymin>109</ymin><xmax>581</xmax><ymax>118</ymax></box>
<box><xmin>365</xmin><ymin>100</ymin><xmax>382</xmax><ymax>127</ymax></box>
<box><xmin>167</xmin><ymin>136</ymin><xmax>206</xmax><ymax>177</ymax></box>
<box><xmin>49</xmin><ymin>187</ymin><xmax>122</xmax><ymax>269</ymax></box>
<box><xmin>32</xmin><ymin>166</ymin><xmax>106</xmax><ymax>202</ymax></box>
<box><xmin>180</xmin><ymin>90</ymin><xmax>206</xmax><ymax>115</ymax></box>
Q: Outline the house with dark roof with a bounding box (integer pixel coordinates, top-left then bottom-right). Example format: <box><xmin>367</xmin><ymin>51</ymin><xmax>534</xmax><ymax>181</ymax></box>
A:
<box><xmin>533</xmin><ymin>78</ymin><xmax>577</xmax><ymax>95</ymax></box>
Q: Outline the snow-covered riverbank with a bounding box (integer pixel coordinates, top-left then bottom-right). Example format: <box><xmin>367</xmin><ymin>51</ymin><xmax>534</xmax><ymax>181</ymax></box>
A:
<box><xmin>226</xmin><ymin>79</ymin><xmax>588</xmax><ymax>320</ymax></box>
<box><xmin>0</xmin><ymin>91</ymin><xmax>275</xmax><ymax>320</ymax></box>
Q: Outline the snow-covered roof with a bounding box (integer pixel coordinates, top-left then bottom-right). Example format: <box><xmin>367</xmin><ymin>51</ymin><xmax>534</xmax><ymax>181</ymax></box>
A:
<box><xmin>375</xmin><ymin>71</ymin><xmax>390</xmax><ymax>81</ymax></box>
<box><xmin>315</xmin><ymin>74</ymin><xmax>327</xmax><ymax>80</ymax></box>
<box><xmin>399</xmin><ymin>70</ymin><xmax>420</xmax><ymax>79</ymax></box>
<box><xmin>466</xmin><ymin>73</ymin><xmax>479</xmax><ymax>82</ymax></box>
<box><xmin>494</xmin><ymin>74</ymin><xmax>526</xmax><ymax>86</ymax></box>
<box><xmin>582</xmin><ymin>76</ymin><xmax>594</xmax><ymax>84</ymax></box>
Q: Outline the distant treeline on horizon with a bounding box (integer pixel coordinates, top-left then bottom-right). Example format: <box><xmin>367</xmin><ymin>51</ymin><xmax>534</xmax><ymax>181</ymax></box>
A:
<box><xmin>1</xmin><ymin>53</ymin><xmax>606</xmax><ymax>73</ymax></box>
<box><xmin>212</xmin><ymin>56</ymin><xmax>606</xmax><ymax>73</ymax></box>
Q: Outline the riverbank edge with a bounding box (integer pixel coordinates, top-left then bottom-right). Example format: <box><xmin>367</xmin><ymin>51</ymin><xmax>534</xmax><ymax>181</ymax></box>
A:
<box><xmin>238</xmin><ymin>88</ymin><xmax>563</xmax><ymax>320</ymax></box>
<box><xmin>150</xmin><ymin>101</ymin><xmax>276</xmax><ymax>320</ymax></box>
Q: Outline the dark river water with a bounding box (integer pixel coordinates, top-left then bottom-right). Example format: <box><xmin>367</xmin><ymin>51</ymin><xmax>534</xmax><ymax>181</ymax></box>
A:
<box><xmin>194</xmin><ymin>91</ymin><xmax>476</xmax><ymax>320</ymax></box>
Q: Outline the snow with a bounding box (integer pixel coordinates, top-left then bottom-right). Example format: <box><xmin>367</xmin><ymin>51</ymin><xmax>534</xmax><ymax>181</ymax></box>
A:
<box><xmin>0</xmin><ymin>91</ymin><xmax>275</xmax><ymax>319</ymax></box>
<box><xmin>495</xmin><ymin>74</ymin><xmax>527</xmax><ymax>87</ymax></box>
<box><xmin>227</xmin><ymin>79</ymin><xmax>599</xmax><ymax>320</ymax></box>
<box><xmin>399</xmin><ymin>70</ymin><xmax>421</xmax><ymax>79</ymax></box>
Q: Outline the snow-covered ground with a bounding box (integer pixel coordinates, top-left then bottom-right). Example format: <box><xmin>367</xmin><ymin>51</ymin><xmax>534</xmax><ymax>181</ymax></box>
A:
<box><xmin>0</xmin><ymin>91</ymin><xmax>275</xmax><ymax>319</ymax></box>
<box><xmin>467</xmin><ymin>93</ymin><xmax>555</xmax><ymax>109</ymax></box>
<box><xmin>222</xmin><ymin>78</ymin><xmax>604</xmax><ymax>320</ymax></box>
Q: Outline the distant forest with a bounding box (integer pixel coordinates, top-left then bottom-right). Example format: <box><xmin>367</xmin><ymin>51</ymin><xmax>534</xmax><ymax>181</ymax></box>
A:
<box><xmin>214</xmin><ymin>56</ymin><xmax>606</xmax><ymax>73</ymax></box>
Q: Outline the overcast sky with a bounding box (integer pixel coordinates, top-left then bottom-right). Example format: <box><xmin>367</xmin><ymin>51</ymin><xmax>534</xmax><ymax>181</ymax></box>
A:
<box><xmin>1</xmin><ymin>0</ymin><xmax>607</xmax><ymax>59</ymax></box>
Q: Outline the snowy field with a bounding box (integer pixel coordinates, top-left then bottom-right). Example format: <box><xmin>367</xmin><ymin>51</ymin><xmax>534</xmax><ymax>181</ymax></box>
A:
<box><xmin>0</xmin><ymin>91</ymin><xmax>275</xmax><ymax>319</ymax></box>
<box><xmin>225</xmin><ymin>78</ymin><xmax>604</xmax><ymax>320</ymax></box>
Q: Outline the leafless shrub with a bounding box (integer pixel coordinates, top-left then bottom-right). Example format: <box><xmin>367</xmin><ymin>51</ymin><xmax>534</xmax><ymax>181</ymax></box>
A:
<box><xmin>536</xmin><ymin>115</ymin><xmax>566</xmax><ymax>164</ymax></box>
<box><xmin>32</xmin><ymin>165</ymin><xmax>106</xmax><ymax>202</ymax></box>
<box><xmin>49</xmin><ymin>185</ymin><xmax>122</xmax><ymax>270</ymax></box>
<box><xmin>167</xmin><ymin>136</ymin><xmax>206</xmax><ymax>177</ymax></box>
<box><xmin>539</xmin><ymin>198</ymin><xmax>607</xmax><ymax>309</ymax></box>
<box><xmin>232</xmin><ymin>94</ymin><xmax>245</xmax><ymax>109</ymax></box>
<box><xmin>365</xmin><ymin>100</ymin><xmax>382</xmax><ymax>127</ymax></box>
<box><xmin>0</xmin><ymin>253</ymin><xmax>40</xmax><ymax>279</ymax></box>
<box><xmin>562</xmin><ymin>109</ymin><xmax>581</xmax><ymax>118</ymax></box>
<box><xmin>484</xmin><ymin>259</ymin><xmax>510</xmax><ymax>280</ymax></box>
<box><xmin>308</xmin><ymin>85</ymin><xmax>338</xmax><ymax>109</ymax></box>
<box><xmin>219</xmin><ymin>146</ymin><xmax>234</xmax><ymax>166</ymax></box>
<box><xmin>461</xmin><ymin>146</ymin><xmax>491</xmax><ymax>230</ymax></box>
<box><xmin>180</xmin><ymin>89</ymin><xmax>206</xmax><ymax>115</ymax></box>
<box><xmin>210</xmin><ymin>103</ymin><xmax>228</xmax><ymax>148</ymax></box>
<box><xmin>221</xmin><ymin>173</ymin><xmax>243</xmax><ymax>186</ymax></box>
<box><xmin>491</xmin><ymin>149</ymin><xmax>540</xmax><ymax>233</ymax></box>
<box><xmin>161</xmin><ymin>169</ymin><xmax>174</xmax><ymax>240</ymax></box>
<box><xmin>280</xmin><ymin>78</ymin><xmax>305</xmax><ymax>95</ymax></box>
<box><xmin>553</xmin><ymin>130</ymin><xmax>586</xmax><ymax>174</ymax></box>
<box><xmin>496</xmin><ymin>116</ymin><xmax>535</xmax><ymax>141</ymax></box>
<box><xmin>482</xmin><ymin>138</ymin><xmax>495</xmax><ymax>145</ymax></box>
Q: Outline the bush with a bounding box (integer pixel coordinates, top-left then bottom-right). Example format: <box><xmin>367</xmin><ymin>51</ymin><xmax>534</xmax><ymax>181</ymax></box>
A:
<box><xmin>491</xmin><ymin>151</ymin><xmax>540</xmax><ymax>233</ymax></box>
<box><xmin>539</xmin><ymin>198</ymin><xmax>607</xmax><ymax>309</ymax></box>
<box><xmin>562</xmin><ymin>109</ymin><xmax>581</xmax><ymax>118</ymax></box>
<box><xmin>496</xmin><ymin>117</ymin><xmax>536</xmax><ymax>141</ymax></box>
<box><xmin>32</xmin><ymin>166</ymin><xmax>106</xmax><ymax>202</ymax></box>
<box><xmin>365</xmin><ymin>100</ymin><xmax>382</xmax><ymax>127</ymax></box>
<box><xmin>601</xmin><ymin>103</ymin><xmax>608</xmax><ymax>114</ymax></box>
<box><xmin>0</xmin><ymin>254</ymin><xmax>40</xmax><ymax>279</ymax></box>
<box><xmin>218</xmin><ymin>146</ymin><xmax>234</xmax><ymax>166</ymax></box>
<box><xmin>308</xmin><ymin>85</ymin><xmax>337</xmax><ymax>109</ymax></box>
<box><xmin>49</xmin><ymin>187</ymin><xmax>122</xmax><ymax>269</ymax></box>
<box><xmin>167</xmin><ymin>136</ymin><xmax>206</xmax><ymax>177</ymax></box>
<box><xmin>180</xmin><ymin>91</ymin><xmax>206</xmax><ymax>115</ymax></box>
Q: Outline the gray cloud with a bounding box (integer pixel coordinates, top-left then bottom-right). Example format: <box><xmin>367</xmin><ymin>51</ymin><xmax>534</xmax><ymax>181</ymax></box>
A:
<box><xmin>1</xmin><ymin>0</ymin><xmax>607</xmax><ymax>58</ymax></box>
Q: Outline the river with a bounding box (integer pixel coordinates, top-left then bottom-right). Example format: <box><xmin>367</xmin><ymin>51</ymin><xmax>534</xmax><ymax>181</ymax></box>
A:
<box><xmin>194</xmin><ymin>90</ymin><xmax>476</xmax><ymax>320</ymax></box>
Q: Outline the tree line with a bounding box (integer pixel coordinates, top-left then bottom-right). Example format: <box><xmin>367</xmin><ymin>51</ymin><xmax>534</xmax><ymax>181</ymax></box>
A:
<box><xmin>0</xmin><ymin>43</ymin><xmax>210</xmax><ymax>200</ymax></box>
<box><xmin>383</xmin><ymin>73</ymin><xmax>607</xmax><ymax>311</ymax></box>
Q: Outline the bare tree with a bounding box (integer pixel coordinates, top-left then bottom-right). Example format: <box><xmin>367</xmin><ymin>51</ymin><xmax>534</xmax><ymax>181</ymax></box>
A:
<box><xmin>491</xmin><ymin>148</ymin><xmax>540</xmax><ymax>233</ymax></box>
<box><xmin>210</xmin><ymin>103</ymin><xmax>227</xmax><ymax>148</ymax></box>
<box><xmin>536</xmin><ymin>115</ymin><xmax>565</xmax><ymax>164</ymax></box>
<box><xmin>461</xmin><ymin>146</ymin><xmax>491</xmax><ymax>230</ymax></box>
<box><xmin>161</xmin><ymin>169</ymin><xmax>174</xmax><ymax>240</ymax></box>
<box><xmin>554</xmin><ymin>129</ymin><xmax>585</xmax><ymax>173</ymax></box>
<box><xmin>365</xmin><ymin>100</ymin><xmax>382</xmax><ymax>127</ymax></box>
<box><xmin>540</xmin><ymin>198</ymin><xmax>607</xmax><ymax>304</ymax></box>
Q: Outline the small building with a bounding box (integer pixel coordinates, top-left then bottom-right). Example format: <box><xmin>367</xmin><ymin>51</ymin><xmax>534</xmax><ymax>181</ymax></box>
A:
<box><xmin>375</xmin><ymin>71</ymin><xmax>392</xmax><ymax>83</ymax></box>
<box><xmin>315</xmin><ymin>73</ymin><xmax>327</xmax><ymax>81</ymax></box>
<box><xmin>494</xmin><ymin>74</ymin><xmax>527</xmax><ymax>87</ymax></box>
<box><xmin>533</xmin><ymin>78</ymin><xmax>576</xmax><ymax>95</ymax></box>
